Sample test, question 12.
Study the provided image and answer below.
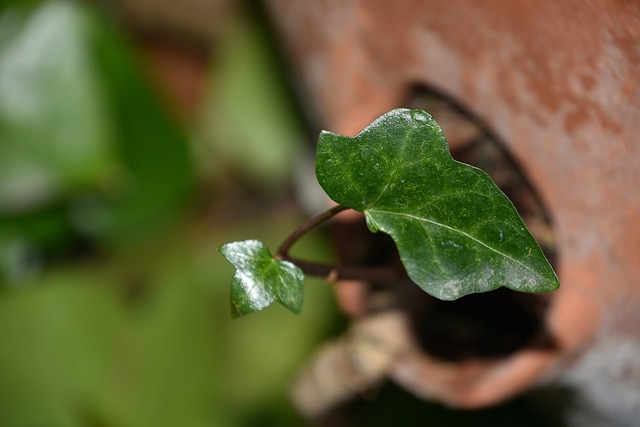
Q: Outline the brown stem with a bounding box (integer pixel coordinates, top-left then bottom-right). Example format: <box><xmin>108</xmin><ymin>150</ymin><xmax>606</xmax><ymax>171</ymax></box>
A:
<box><xmin>276</xmin><ymin>205</ymin><xmax>402</xmax><ymax>284</ymax></box>
<box><xmin>282</xmin><ymin>256</ymin><xmax>402</xmax><ymax>284</ymax></box>
<box><xmin>276</xmin><ymin>204</ymin><xmax>349</xmax><ymax>258</ymax></box>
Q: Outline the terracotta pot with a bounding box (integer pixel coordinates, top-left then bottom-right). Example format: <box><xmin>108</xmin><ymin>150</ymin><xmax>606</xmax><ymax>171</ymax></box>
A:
<box><xmin>267</xmin><ymin>1</ymin><xmax>640</xmax><ymax>424</ymax></box>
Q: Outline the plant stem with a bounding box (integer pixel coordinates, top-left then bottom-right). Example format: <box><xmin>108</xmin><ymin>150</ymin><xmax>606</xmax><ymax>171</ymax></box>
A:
<box><xmin>283</xmin><ymin>256</ymin><xmax>401</xmax><ymax>283</ymax></box>
<box><xmin>276</xmin><ymin>204</ymin><xmax>402</xmax><ymax>284</ymax></box>
<box><xmin>276</xmin><ymin>204</ymin><xmax>349</xmax><ymax>258</ymax></box>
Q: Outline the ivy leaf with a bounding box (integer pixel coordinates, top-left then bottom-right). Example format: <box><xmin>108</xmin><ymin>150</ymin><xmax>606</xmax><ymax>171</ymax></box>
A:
<box><xmin>219</xmin><ymin>240</ymin><xmax>304</xmax><ymax>317</ymax></box>
<box><xmin>316</xmin><ymin>108</ymin><xmax>559</xmax><ymax>300</ymax></box>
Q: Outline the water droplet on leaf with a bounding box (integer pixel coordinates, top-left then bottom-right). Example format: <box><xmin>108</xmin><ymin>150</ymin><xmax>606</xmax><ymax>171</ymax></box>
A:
<box><xmin>411</xmin><ymin>109</ymin><xmax>429</xmax><ymax>123</ymax></box>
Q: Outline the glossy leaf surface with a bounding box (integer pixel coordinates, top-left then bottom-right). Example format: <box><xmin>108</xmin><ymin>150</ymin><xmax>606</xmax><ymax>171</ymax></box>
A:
<box><xmin>220</xmin><ymin>240</ymin><xmax>304</xmax><ymax>317</ymax></box>
<box><xmin>316</xmin><ymin>108</ymin><xmax>559</xmax><ymax>300</ymax></box>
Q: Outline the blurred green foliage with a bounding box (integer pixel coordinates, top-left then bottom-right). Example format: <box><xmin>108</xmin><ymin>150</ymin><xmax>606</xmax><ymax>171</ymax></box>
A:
<box><xmin>0</xmin><ymin>1</ymin><xmax>116</xmax><ymax>213</ymax></box>
<box><xmin>0</xmin><ymin>213</ymin><xmax>339</xmax><ymax>427</ymax></box>
<box><xmin>0</xmin><ymin>1</ymin><xmax>338</xmax><ymax>426</ymax></box>
<box><xmin>0</xmin><ymin>0</ymin><xmax>195</xmax><ymax>285</ymax></box>
<box><xmin>198</xmin><ymin>3</ymin><xmax>304</xmax><ymax>191</ymax></box>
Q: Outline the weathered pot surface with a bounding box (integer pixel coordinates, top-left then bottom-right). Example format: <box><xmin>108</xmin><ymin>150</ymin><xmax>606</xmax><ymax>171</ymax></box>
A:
<box><xmin>267</xmin><ymin>1</ymin><xmax>640</xmax><ymax>424</ymax></box>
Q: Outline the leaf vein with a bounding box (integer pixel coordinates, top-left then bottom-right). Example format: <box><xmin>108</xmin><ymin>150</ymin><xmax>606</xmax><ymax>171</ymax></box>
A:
<box><xmin>368</xmin><ymin>209</ymin><xmax>539</xmax><ymax>277</ymax></box>
<box><xmin>368</xmin><ymin>127</ymin><xmax>414</xmax><ymax>206</ymax></box>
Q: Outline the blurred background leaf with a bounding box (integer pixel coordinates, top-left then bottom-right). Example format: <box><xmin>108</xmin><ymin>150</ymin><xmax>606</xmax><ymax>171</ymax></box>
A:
<box><xmin>0</xmin><ymin>0</ymin><xmax>195</xmax><ymax>287</ymax></box>
<box><xmin>197</xmin><ymin>3</ymin><xmax>305</xmax><ymax>191</ymax></box>
<box><xmin>0</xmin><ymin>1</ymin><xmax>117</xmax><ymax>214</ymax></box>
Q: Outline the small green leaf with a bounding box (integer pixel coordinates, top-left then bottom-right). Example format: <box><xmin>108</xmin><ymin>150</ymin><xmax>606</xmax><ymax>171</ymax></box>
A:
<box><xmin>316</xmin><ymin>108</ymin><xmax>559</xmax><ymax>300</ymax></box>
<box><xmin>219</xmin><ymin>240</ymin><xmax>304</xmax><ymax>317</ymax></box>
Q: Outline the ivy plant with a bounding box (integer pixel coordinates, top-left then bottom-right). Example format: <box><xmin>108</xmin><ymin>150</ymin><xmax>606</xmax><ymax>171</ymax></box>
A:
<box><xmin>220</xmin><ymin>108</ymin><xmax>559</xmax><ymax>317</ymax></box>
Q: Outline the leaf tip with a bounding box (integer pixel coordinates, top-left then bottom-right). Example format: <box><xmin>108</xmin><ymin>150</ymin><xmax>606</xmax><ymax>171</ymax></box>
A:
<box><xmin>544</xmin><ymin>274</ymin><xmax>561</xmax><ymax>292</ymax></box>
<box><xmin>230</xmin><ymin>300</ymin><xmax>244</xmax><ymax>319</ymax></box>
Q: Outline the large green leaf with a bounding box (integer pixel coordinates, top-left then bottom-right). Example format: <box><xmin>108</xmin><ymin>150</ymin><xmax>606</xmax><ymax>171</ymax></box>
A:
<box><xmin>219</xmin><ymin>240</ymin><xmax>304</xmax><ymax>317</ymax></box>
<box><xmin>316</xmin><ymin>108</ymin><xmax>559</xmax><ymax>300</ymax></box>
